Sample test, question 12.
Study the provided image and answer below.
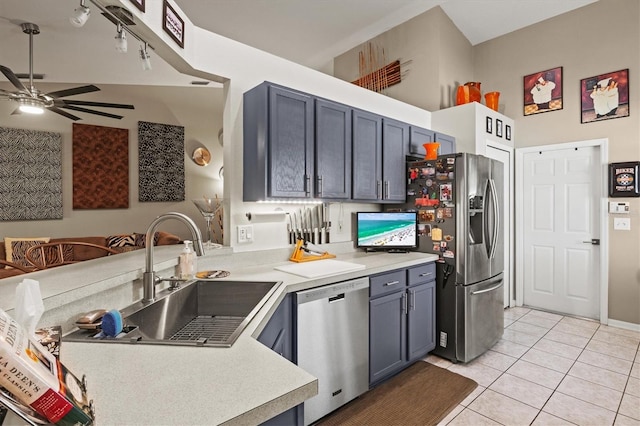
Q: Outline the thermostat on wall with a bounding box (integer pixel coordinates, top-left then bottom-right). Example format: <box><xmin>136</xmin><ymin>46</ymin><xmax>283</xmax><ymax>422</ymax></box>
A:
<box><xmin>609</xmin><ymin>201</ymin><xmax>630</xmax><ymax>214</ymax></box>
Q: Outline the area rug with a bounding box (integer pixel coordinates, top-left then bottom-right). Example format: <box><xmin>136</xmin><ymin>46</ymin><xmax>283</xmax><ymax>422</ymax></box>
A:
<box><xmin>318</xmin><ymin>361</ymin><xmax>477</xmax><ymax>426</ymax></box>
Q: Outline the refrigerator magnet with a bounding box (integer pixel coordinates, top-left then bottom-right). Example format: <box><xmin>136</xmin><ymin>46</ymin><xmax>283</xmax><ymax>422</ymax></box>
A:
<box><xmin>431</xmin><ymin>227</ymin><xmax>443</xmax><ymax>241</ymax></box>
<box><xmin>443</xmin><ymin>250</ymin><xmax>455</xmax><ymax>258</ymax></box>
<box><xmin>440</xmin><ymin>184</ymin><xmax>452</xmax><ymax>201</ymax></box>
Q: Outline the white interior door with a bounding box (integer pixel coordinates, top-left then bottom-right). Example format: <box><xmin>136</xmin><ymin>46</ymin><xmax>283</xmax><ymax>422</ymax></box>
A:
<box><xmin>485</xmin><ymin>144</ymin><xmax>512</xmax><ymax>308</ymax></box>
<box><xmin>520</xmin><ymin>144</ymin><xmax>602</xmax><ymax>319</ymax></box>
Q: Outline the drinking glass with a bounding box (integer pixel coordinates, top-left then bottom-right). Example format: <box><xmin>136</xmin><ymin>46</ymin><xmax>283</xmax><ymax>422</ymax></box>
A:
<box><xmin>192</xmin><ymin>198</ymin><xmax>223</xmax><ymax>248</ymax></box>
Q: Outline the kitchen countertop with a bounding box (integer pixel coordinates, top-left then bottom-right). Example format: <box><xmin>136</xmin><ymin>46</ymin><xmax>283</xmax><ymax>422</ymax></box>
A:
<box><xmin>1</xmin><ymin>245</ymin><xmax>438</xmax><ymax>425</ymax></box>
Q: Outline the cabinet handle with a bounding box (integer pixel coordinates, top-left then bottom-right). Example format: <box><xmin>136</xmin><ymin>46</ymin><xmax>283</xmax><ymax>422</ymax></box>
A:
<box><xmin>304</xmin><ymin>175</ymin><xmax>311</xmax><ymax>196</ymax></box>
<box><xmin>384</xmin><ymin>181</ymin><xmax>390</xmax><ymax>199</ymax></box>
<box><xmin>317</xmin><ymin>175</ymin><xmax>323</xmax><ymax>196</ymax></box>
<box><xmin>402</xmin><ymin>293</ymin><xmax>408</xmax><ymax>315</ymax></box>
<box><xmin>376</xmin><ymin>181</ymin><xmax>382</xmax><ymax>199</ymax></box>
<box><xmin>409</xmin><ymin>290</ymin><xmax>415</xmax><ymax>311</ymax></box>
<box><xmin>419</xmin><ymin>272</ymin><xmax>433</xmax><ymax>277</ymax></box>
<box><xmin>384</xmin><ymin>280</ymin><xmax>400</xmax><ymax>286</ymax></box>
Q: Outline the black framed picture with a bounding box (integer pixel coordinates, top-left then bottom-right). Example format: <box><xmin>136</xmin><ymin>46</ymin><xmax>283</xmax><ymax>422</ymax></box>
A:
<box><xmin>163</xmin><ymin>0</ymin><xmax>184</xmax><ymax>48</ymax></box>
<box><xmin>129</xmin><ymin>0</ymin><xmax>145</xmax><ymax>12</ymax></box>
<box><xmin>496</xmin><ymin>119</ymin><xmax>503</xmax><ymax>138</ymax></box>
<box><xmin>486</xmin><ymin>116</ymin><xmax>492</xmax><ymax>134</ymax></box>
<box><xmin>580</xmin><ymin>69</ymin><xmax>629</xmax><ymax>124</ymax></box>
<box><xmin>609</xmin><ymin>162</ymin><xmax>640</xmax><ymax>197</ymax></box>
<box><xmin>524</xmin><ymin>66</ymin><xmax>563</xmax><ymax>116</ymax></box>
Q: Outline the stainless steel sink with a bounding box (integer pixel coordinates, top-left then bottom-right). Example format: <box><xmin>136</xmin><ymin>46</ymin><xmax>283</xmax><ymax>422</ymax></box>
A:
<box><xmin>65</xmin><ymin>280</ymin><xmax>280</xmax><ymax>347</ymax></box>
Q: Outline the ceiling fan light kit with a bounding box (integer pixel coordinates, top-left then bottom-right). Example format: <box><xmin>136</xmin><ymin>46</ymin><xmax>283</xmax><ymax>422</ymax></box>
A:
<box><xmin>17</xmin><ymin>98</ymin><xmax>44</xmax><ymax>115</ymax></box>
<box><xmin>70</xmin><ymin>0</ymin><xmax>91</xmax><ymax>27</ymax></box>
<box><xmin>0</xmin><ymin>22</ymin><xmax>135</xmax><ymax>120</ymax></box>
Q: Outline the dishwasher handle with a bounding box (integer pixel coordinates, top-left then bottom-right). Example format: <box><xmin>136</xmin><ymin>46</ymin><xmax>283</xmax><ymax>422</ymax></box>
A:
<box><xmin>329</xmin><ymin>293</ymin><xmax>345</xmax><ymax>303</ymax></box>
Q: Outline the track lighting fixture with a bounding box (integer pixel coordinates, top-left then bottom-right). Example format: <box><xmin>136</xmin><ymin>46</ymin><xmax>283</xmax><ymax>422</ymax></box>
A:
<box><xmin>139</xmin><ymin>43</ymin><xmax>152</xmax><ymax>71</ymax></box>
<box><xmin>70</xmin><ymin>0</ymin><xmax>91</xmax><ymax>27</ymax></box>
<box><xmin>115</xmin><ymin>23</ymin><xmax>127</xmax><ymax>53</ymax></box>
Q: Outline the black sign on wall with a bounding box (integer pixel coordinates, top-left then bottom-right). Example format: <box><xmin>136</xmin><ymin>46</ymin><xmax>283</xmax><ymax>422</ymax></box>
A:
<box><xmin>609</xmin><ymin>161</ymin><xmax>640</xmax><ymax>197</ymax></box>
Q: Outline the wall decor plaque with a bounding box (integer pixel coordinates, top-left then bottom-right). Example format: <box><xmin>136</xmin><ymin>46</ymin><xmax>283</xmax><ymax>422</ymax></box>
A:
<box><xmin>73</xmin><ymin>123</ymin><xmax>129</xmax><ymax>209</ymax></box>
<box><xmin>0</xmin><ymin>127</ymin><xmax>63</xmax><ymax>220</ymax></box>
<box><xmin>609</xmin><ymin>161</ymin><xmax>640</xmax><ymax>197</ymax></box>
<box><xmin>138</xmin><ymin>121</ymin><xmax>185</xmax><ymax>202</ymax></box>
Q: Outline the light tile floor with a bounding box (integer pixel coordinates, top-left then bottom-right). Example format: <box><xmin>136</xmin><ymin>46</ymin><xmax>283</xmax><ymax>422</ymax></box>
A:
<box><xmin>427</xmin><ymin>307</ymin><xmax>640</xmax><ymax>426</ymax></box>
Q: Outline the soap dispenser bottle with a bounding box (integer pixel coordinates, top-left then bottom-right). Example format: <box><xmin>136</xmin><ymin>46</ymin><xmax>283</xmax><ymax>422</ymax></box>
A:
<box><xmin>179</xmin><ymin>240</ymin><xmax>197</xmax><ymax>279</ymax></box>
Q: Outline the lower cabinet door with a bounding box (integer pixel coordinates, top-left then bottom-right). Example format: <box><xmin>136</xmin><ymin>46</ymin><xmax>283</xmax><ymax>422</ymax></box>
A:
<box><xmin>407</xmin><ymin>281</ymin><xmax>436</xmax><ymax>362</ymax></box>
<box><xmin>369</xmin><ymin>291</ymin><xmax>407</xmax><ymax>385</ymax></box>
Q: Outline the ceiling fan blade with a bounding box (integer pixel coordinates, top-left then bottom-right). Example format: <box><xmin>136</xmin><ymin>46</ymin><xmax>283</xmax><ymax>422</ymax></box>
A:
<box><xmin>62</xmin><ymin>105</ymin><xmax>124</xmax><ymax>120</ymax></box>
<box><xmin>57</xmin><ymin>100</ymin><xmax>135</xmax><ymax>110</ymax></box>
<box><xmin>48</xmin><ymin>106</ymin><xmax>82</xmax><ymax>121</ymax></box>
<box><xmin>0</xmin><ymin>65</ymin><xmax>29</xmax><ymax>93</ymax></box>
<box><xmin>47</xmin><ymin>85</ymin><xmax>100</xmax><ymax>99</ymax></box>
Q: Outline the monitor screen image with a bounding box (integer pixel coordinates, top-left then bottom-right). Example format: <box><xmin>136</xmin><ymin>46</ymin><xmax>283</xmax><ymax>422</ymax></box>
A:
<box><xmin>356</xmin><ymin>211</ymin><xmax>418</xmax><ymax>250</ymax></box>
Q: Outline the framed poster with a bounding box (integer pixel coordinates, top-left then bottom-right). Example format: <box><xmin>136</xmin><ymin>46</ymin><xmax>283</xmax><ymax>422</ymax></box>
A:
<box><xmin>496</xmin><ymin>119</ymin><xmax>503</xmax><ymax>138</ymax></box>
<box><xmin>163</xmin><ymin>0</ymin><xmax>184</xmax><ymax>48</ymax></box>
<box><xmin>505</xmin><ymin>125</ymin><xmax>511</xmax><ymax>141</ymax></box>
<box><xmin>524</xmin><ymin>66</ymin><xmax>563</xmax><ymax>116</ymax></box>
<box><xmin>129</xmin><ymin>0</ymin><xmax>144</xmax><ymax>12</ymax></box>
<box><xmin>486</xmin><ymin>116</ymin><xmax>492</xmax><ymax>134</ymax></box>
<box><xmin>609</xmin><ymin>162</ymin><xmax>640</xmax><ymax>197</ymax></box>
<box><xmin>580</xmin><ymin>69</ymin><xmax>629</xmax><ymax>124</ymax></box>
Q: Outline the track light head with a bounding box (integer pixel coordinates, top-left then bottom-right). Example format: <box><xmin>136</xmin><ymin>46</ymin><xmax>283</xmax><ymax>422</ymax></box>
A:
<box><xmin>115</xmin><ymin>24</ymin><xmax>127</xmax><ymax>53</ymax></box>
<box><xmin>139</xmin><ymin>44</ymin><xmax>151</xmax><ymax>71</ymax></box>
<box><xmin>70</xmin><ymin>0</ymin><xmax>91</xmax><ymax>27</ymax></box>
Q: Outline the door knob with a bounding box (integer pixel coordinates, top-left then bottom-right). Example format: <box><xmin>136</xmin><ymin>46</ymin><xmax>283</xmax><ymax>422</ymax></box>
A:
<box><xmin>582</xmin><ymin>239</ymin><xmax>600</xmax><ymax>245</ymax></box>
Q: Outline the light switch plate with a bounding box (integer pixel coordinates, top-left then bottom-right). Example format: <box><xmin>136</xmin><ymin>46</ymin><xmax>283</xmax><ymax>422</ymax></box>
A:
<box><xmin>609</xmin><ymin>201</ymin><xmax>630</xmax><ymax>214</ymax></box>
<box><xmin>237</xmin><ymin>225</ymin><xmax>253</xmax><ymax>243</ymax></box>
<box><xmin>614</xmin><ymin>217</ymin><xmax>631</xmax><ymax>230</ymax></box>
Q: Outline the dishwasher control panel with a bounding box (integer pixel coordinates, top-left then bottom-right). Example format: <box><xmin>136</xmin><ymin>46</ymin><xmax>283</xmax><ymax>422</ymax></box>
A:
<box><xmin>296</xmin><ymin>277</ymin><xmax>369</xmax><ymax>304</ymax></box>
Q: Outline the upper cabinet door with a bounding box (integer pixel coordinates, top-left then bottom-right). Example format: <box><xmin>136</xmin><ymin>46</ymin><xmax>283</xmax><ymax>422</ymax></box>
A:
<box><xmin>352</xmin><ymin>109</ymin><xmax>383</xmax><ymax>201</ymax></box>
<box><xmin>315</xmin><ymin>99</ymin><xmax>352</xmax><ymax>199</ymax></box>
<box><xmin>435</xmin><ymin>132</ymin><xmax>456</xmax><ymax>155</ymax></box>
<box><xmin>268</xmin><ymin>86</ymin><xmax>314</xmax><ymax>198</ymax></box>
<box><xmin>382</xmin><ymin>118</ymin><xmax>409</xmax><ymax>202</ymax></box>
<box><xmin>409</xmin><ymin>126</ymin><xmax>435</xmax><ymax>157</ymax></box>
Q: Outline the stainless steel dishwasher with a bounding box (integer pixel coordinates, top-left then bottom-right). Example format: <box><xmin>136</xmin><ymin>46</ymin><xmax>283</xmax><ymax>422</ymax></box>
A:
<box><xmin>296</xmin><ymin>277</ymin><xmax>369</xmax><ymax>425</ymax></box>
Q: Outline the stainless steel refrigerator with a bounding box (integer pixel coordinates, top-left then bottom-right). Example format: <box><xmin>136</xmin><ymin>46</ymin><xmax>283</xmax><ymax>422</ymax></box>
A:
<box><xmin>403</xmin><ymin>152</ymin><xmax>504</xmax><ymax>363</ymax></box>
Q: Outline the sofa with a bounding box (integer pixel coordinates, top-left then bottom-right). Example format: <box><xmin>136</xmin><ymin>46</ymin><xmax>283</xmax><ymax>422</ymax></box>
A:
<box><xmin>0</xmin><ymin>232</ymin><xmax>181</xmax><ymax>279</ymax></box>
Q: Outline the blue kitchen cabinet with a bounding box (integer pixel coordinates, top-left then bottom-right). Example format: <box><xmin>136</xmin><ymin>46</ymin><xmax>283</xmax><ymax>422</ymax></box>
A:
<box><xmin>244</xmin><ymin>82</ymin><xmax>314</xmax><ymax>201</ymax></box>
<box><xmin>408</xmin><ymin>125</ymin><xmax>456</xmax><ymax>158</ymax></box>
<box><xmin>352</xmin><ymin>109</ymin><xmax>383</xmax><ymax>201</ymax></box>
<box><xmin>315</xmin><ymin>99</ymin><xmax>352</xmax><ymax>199</ymax></box>
<box><xmin>382</xmin><ymin>118</ymin><xmax>409</xmax><ymax>202</ymax></box>
<box><xmin>257</xmin><ymin>294</ymin><xmax>303</xmax><ymax>426</ymax></box>
<box><xmin>352</xmin><ymin>111</ymin><xmax>408</xmax><ymax>203</ymax></box>
<box><xmin>369</xmin><ymin>262</ymin><xmax>436</xmax><ymax>386</ymax></box>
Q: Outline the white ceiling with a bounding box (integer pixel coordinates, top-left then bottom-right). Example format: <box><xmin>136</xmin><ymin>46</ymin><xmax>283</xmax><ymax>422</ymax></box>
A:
<box><xmin>0</xmin><ymin>0</ymin><xmax>597</xmax><ymax>87</ymax></box>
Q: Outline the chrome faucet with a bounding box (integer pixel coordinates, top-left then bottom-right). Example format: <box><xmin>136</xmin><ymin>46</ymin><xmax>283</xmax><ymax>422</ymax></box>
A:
<box><xmin>142</xmin><ymin>212</ymin><xmax>205</xmax><ymax>303</ymax></box>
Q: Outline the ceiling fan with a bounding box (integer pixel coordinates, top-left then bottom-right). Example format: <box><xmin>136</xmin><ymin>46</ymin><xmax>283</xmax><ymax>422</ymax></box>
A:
<box><xmin>0</xmin><ymin>22</ymin><xmax>134</xmax><ymax>121</ymax></box>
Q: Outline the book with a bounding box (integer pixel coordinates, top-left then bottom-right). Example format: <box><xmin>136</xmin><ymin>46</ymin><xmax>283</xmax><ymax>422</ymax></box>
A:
<box><xmin>0</xmin><ymin>309</ymin><xmax>94</xmax><ymax>426</ymax></box>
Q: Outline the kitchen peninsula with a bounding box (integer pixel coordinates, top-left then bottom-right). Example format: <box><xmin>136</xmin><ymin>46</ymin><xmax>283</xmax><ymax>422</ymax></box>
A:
<box><xmin>0</xmin><ymin>243</ymin><xmax>438</xmax><ymax>425</ymax></box>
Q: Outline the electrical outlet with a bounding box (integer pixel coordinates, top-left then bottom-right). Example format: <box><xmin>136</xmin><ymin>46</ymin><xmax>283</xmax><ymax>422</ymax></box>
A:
<box><xmin>237</xmin><ymin>225</ymin><xmax>253</xmax><ymax>243</ymax></box>
<box><xmin>614</xmin><ymin>217</ymin><xmax>631</xmax><ymax>231</ymax></box>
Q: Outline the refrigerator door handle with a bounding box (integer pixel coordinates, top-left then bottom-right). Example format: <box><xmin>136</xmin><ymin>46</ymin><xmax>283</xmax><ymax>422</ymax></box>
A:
<box><xmin>488</xmin><ymin>178</ymin><xmax>500</xmax><ymax>259</ymax></box>
<box><xmin>470</xmin><ymin>282</ymin><xmax>503</xmax><ymax>295</ymax></box>
<box><xmin>483</xmin><ymin>179</ymin><xmax>491</xmax><ymax>258</ymax></box>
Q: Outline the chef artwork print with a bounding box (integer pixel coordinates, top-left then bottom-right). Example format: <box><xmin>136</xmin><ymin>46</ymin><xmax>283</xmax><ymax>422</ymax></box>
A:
<box><xmin>609</xmin><ymin>162</ymin><xmax>640</xmax><ymax>197</ymax></box>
